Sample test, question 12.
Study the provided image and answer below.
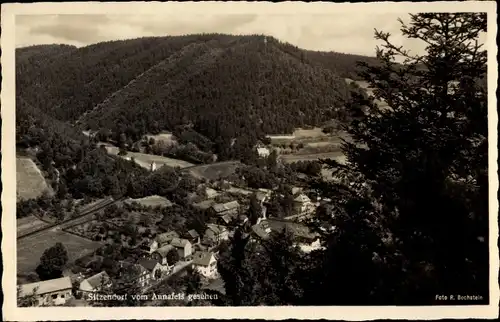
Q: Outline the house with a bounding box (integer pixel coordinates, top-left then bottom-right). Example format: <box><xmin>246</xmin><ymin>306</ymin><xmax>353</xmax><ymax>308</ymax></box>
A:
<box><xmin>257</xmin><ymin>188</ymin><xmax>272</xmax><ymax>201</ymax></box>
<box><xmin>257</xmin><ymin>147</ymin><xmax>270</xmax><ymax>158</ymax></box>
<box><xmin>293</xmin><ymin>193</ymin><xmax>314</xmax><ymax>215</ymax></box>
<box><xmin>266</xmin><ymin>219</ymin><xmax>320</xmax><ymax>245</ymax></box>
<box><xmin>198</xmin><ymin>186</ymin><xmax>219</xmax><ymax>199</ymax></box>
<box><xmin>19</xmin><ymin>277</ymin><xmax>73</xmax><ymax>306</ymax></box>
<box><xmin>250</xmin><ymin>219</ymin><xmax>272</xmax><ymax>240</ymax></box>
<box><xmin>170</xmin><ymin>238</ymin><xmax>193</xmax><ymax>259</ymax></box>
<box><xmin>183</xmin><ymin>229</ymin><xmax>201</xmax><ymax>244</ymax></box>
<box><xmin>152</xmin><ymin>244</ymin><xmax>176</xmax><ymax>266</ymax></box>
<box><xmin>192</xmin><ymin>252</ymin><xmax>219</xmax><ymax>279</ymax></box>
<box><xmin>209</xmin><ymin>201</ymin><xmax>240</xmax><ymax>217</ymax></box>
<box><xmin>134</xmin><ymin>264</ymin><xmax>153</xmax><ymax>288</ymax></box>
<box><xmin>79</xmin><ymin>271</ymin><xmax>112</xmax><ymax>295</ymax></box>
<box><xmin>137</xmin><ymin>258</ymin><xmax>164</xmax><ymax>281</ymax></box>
<box><xmin>202</xmin><ymin>224</ymin><xmax>229</xmax><ymax>246</ymax></box>
<box><xmin>148</xmin><ymin>231</ymin><xmax>180</xmax><ymax>253</ymax></box>
<box><xmin>251</xmin><ymin>219</ymin><xmax>320</xmax><ymax>252</ymax></box>
<box><xmin>192</xmin><ymin>199</ymin><xmax>216</xmax><ymax>211</ymax></box>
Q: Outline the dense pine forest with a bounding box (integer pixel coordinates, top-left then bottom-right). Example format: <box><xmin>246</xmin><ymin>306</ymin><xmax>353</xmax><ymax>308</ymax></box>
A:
<box><xmin>16</xmin><ymin>34</ymin><xmax>376</xmax><ymax>161</ymax></box>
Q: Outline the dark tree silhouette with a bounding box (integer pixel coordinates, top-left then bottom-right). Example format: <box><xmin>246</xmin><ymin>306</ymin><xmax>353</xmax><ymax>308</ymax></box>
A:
<box><xmin>310</xmin><ymin>12</ymin><xmax>488</xmax><ymax>305</ymax></box>
<box><xmin>36</xmin><ymin>242</ymin><xmax>69</xmax><ymax>281</ymax></box>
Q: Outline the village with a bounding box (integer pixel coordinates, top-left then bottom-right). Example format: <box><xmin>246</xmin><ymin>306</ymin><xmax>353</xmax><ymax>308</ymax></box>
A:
<box><xmin>18</xmin><ymin>145</ymin><xmax>331</xmax><ymax>307</ymax></box>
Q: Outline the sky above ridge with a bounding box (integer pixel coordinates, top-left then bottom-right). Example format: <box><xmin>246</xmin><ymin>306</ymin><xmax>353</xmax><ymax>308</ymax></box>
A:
<box><xmin>16</xmin><ymin>13</ymin><xmax>430</xmax><ymax>57</ymax></box>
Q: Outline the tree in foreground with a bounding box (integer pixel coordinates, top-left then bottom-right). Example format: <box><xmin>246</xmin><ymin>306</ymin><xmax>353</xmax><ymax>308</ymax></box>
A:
<box><xmin>310</xmin><ymin>13</ymin><xmax>488</xmax><ymax>305</ymax></box>
<box><xmin>36</xmin><ymin>242</ymin><xmax>69</xmax><ymax>281</ymax></box>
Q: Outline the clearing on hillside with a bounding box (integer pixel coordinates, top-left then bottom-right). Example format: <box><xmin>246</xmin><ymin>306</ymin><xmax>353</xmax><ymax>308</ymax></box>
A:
<box><xmin>124</xmin><ymin>195</ymin><xmax>173</xmax><ymax>208</ymax></box>
<box><xmin>293</xmin><ymin>127</ymin><xmax>328</xmax><ymax>138</ymax></box>
<box><xmin>17</xmin><ymin>230</ymin><xmax>103</xmax><ymax>275</ymax></box>
<box><xmin>184</xmin><ymin>161</ymin><xmax>241</xmax><ymax>181</ymax></box>
<box><xmin>145</xmin><ymin>133</ymin><xmax>176</xmax><ymax>145</ymax></box>
<box><xmin>17</xmin><ymin>215</ymin><xmax>51</xmax><ymax>238</ymax></box>
<box><xmin>16</xmin><ymin>157</ymin><xmax>53</xmax><ymax>201</ymax></box>
<box><xmin>105</xmin><ymin>145</ymin><xmax>195</xmax><ymax>169</ymax></box>
<box><xmin>279</xmin><ymin>151</ymin><xmax>347</xmax><ymax>164</ymax></box>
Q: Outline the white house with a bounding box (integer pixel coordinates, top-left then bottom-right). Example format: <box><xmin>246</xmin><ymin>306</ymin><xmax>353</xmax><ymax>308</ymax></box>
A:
<box><xmin>192</xmin><ymin>252</ymin><xmax>219</xmax><ymax>279</ymax></box>
<box><xmin>19</xmin><ymin>277</ymin><xmax>73</xmax><ymax>306</ymax></box>
<box><xmin>293</xmin><ymin>193</ymin><xmax>315</xmax><ymax>215</ymax></box>
<box><xmin>257</xmin><ymin>147</ymin><xmax>270</xmax><ymax>158</ymax></box>
<box><xmin>79</xmin><ymin>271</ymin><xmax>112</xmax><ymax>295</ymax></box>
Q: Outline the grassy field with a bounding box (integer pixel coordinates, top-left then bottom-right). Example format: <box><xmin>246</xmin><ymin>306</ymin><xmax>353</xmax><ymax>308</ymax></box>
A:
<box><xmin>124</xmin><ymin>195</ymin><xmax>173</xmax><ymax>208</ymax></box>
<box><xmin>17</xmin><ymin>229</ymin><xmax>103</xmax><ymax>275</ymax></box>
<box><xmin>16</xmin><ymin>157</ymin><xmax>53</xmax><ymax>201</ymax></box>
<box><xmin>279</xmin><ymin>151</ymin><xmax>346</xmax><ymax>164</ymax></box>
<box><xmin>17</xmin><ymin>215</ymin><xmax>51</xmax><ymax>238</ymax></box>
<box><xmin>145</xmin><ymin>132</ymin><xmax>176</xmax><ymax>144</ymax></box>
<box><xmin>185</xmin><ymin>161</ymin><xmax>241</xmax><ymax>181</ymax></box>
<box><xmin>105</xmin><ymin>145</ymin><xmax>195</xmax><ymax>169</ymax></box>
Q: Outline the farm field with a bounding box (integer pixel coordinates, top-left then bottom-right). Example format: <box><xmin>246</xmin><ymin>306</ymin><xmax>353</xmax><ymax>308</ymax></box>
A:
<box><xmin>279</xmin><ymin>151</ymin><xmax>347</xmax><ymax>164</ymax></box>
<box><xmin>124</xmin><ymin>195</ymin><xmax>173</xmax><ymax>208</ymax></box>
<box><xmin>17</xmin><ymin>215</ymin><xmax>51</xmax><ymax>238</ymax></box>
<box><xmin>185</xmin><ymin>161</ymin><xmax>241</xmax><ymax>181</ymax></box>
<box><xmin>17</xmin><ymin>229</ymin><xmax>103</xmax><ymax>274</ymax></box>
<box><xmin>105</xmin><ymin>145</ymin><xmax>195</xmax><ymax>169</ymax></box>
<box><xmin>16</xmin><ymin>157</ymin><xmax>53</xmax><ymax>201</ymax></box>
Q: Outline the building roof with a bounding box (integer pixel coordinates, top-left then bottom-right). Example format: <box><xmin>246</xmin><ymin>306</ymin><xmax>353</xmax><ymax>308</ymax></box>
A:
<box><xmin>255</xmin><ymin>191</ymin><xmax>268</xmax><ymax>202</ymax></box>
<box><xmin>206</xmin><ymin>224</ymin><xmax>228</xmax><ymax>235</ymax></box>
<box><xmin>205</xmin><ymin>188</ymin><xmax>219</xmax><ymax>198</ymax></box>
<box><xmin>133</xmin><ymin>264</ymin><xmax>148</xmax><ymax>275</ymax></box>
<box><xmin>266</xmin><ymin>219</ymin><xmax>319</xmax><ymax>240</ymax></box>
<box><xmin>81</xmin><ymin>271</ymin><xmax>111</xmax><ymax>290</ymax></box>
<box><xmin>257</xmin><ymin>147</ymin><xmax>270</xmax><ymax>155</ymax></box>
<box><xmin>185</xmin><ymin>229</ymin><xmax>200</xmax><ymax>239</ymax></box>
<box><xmin>170</xmin><ymin>237</ymin><xmax>190</xmax><ymax>248</ymax></box>
<box><xmin>20</xmin><ymin>277</ymin><xmax>72</xmax><ymax>297</ymax></box>
<box><xmin>220</xmin><ymin>214</ymin><xmax>234</xmax><ymax>224</ymax></box>
<box><xmin>294</xmin><ymin>194</ymin><xmax>311</xmax><ymax>203</ymax></box>
<box><xmin>251</xmin><ymin>222</ymin><xmax>271</xmax><ymax>240</ymax></box>
<box><xmin>155</xmin><ymin>244</ymin><xmax>175</xmax><ymax>257</ymax></box>
<box><xmin>211</xmin><ymin>201</ymin><xmax>240</xmax><ymax>213</ymax></box>
<box><xmin>193</xmin><ymin>252</ymin><xmax>216</xmax><ymax>267</ymax></box>
<box><xmin>192</xmin><ymin>199</ymin><xmax>216</xmax><ymax>210</ymax></box>
<box><xmin>155</xmin><ymin>231</ymin><xmax>179</xmax><ymax>245</ymax></box>
<box><xmin>137</xmin><ymin>258</ymin><xmax>160</xmax><ymax>272</ymax></box>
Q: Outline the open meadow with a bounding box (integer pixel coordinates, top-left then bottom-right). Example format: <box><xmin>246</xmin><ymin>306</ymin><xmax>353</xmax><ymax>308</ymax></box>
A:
<box><xmin>105</xmin><ymin>145</ymin><xmax>195</xmax><ymax>169</ymax></box>
<box><xmin>16</xmin><ymin>157</ymin><xmax>53</xmax><ymax>201</ymax></box>
<box><xmin>17</xmin><ymin>215</ymin><xmax>51</xmax><ymax>238</ymax></box>
<box><xmin>184</xmin><ymin>161</ymin><xmax>241</xmax><ymax>181</ymax></box>
<box><xmin>124</xmin><ymin>195</ymin><xmax>173</xmax><ymax>208</ymax></box>
<box><xmin>279</xmin><ymin>151</ymin><xmax>346</xmax><ymax>164</ymax></box>
<box><xmin>17</xmin><ymin>229</ymin><xmax>103</xmax><ymax>275</ymax></box>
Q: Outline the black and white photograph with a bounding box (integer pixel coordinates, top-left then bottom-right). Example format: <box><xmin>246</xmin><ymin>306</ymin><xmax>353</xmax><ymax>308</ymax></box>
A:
<box><xmin>1</xmin><ymin>1</ymin><xmax>498</xmax><ymax>320</ymax></box>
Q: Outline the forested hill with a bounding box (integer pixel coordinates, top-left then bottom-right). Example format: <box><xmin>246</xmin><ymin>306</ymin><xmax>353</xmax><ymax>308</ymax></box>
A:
<box><xmin>16</xmin><ymin>34</ymin><xmax>378</xmax><ymax>159</ymax></box>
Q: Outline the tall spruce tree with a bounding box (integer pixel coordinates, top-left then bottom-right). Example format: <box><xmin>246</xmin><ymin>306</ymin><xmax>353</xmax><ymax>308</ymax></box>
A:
<box><xmin>310</xmin><ymin>13</ymin><xmax>488</xmax><ymax>305</ymax></box>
